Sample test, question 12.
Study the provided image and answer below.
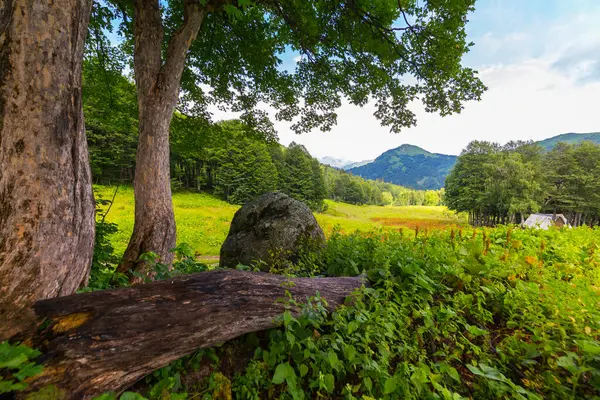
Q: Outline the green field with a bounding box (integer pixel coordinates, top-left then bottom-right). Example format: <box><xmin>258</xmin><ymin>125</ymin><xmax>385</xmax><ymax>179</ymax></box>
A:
<box><xmin>94</xmin><ymin>185</ymin><xmax>466</xmax><ymax>257</ymax></box>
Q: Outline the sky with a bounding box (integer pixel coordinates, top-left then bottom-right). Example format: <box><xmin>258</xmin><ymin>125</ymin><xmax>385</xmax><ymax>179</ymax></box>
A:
<box><xmin>211</xmin><ymin>0</ymin><xmax>600</xmax><ymax>161</ymax></box>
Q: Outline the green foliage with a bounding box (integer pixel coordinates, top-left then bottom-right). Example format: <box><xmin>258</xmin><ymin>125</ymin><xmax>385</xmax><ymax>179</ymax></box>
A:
<box><xmin>229</xmin><ymin>226</ymin><xmax>600</xmax><ymax>399</ymax></box>
<box><xmin>87</xmin><ymin>188</ymin><xmax>128</xmax><ymax>291</ymax></box>
<box><xmin>279</xmin><ymin>143</ymin><xmax>326</xmax><ymax>210</ymax></box>
<box><xmin>98</xmin><ymin>0</ymin><xmax>484</xmax><ymax>135</ymax></box>
<box><xmin>82</xmin><ymin>52</ymin><xmax>138</xmax><ymax>184</ymax></box>
<box><xmin>324</xmin><ymin>166</ymin><xmax>443</xmax><ymax>206</ymax></box>
<box><xmin>214</xmin><ymin>136</ymin><xmax>278</xmax><ymax>205</ymax></box>
<box><xmin>0</xmin><ymin>342</ymin><xmax>43</xmax><ymax>394</ymax></box>
<box><xmin>119</xmin><ymin>225</ymin><xmax>600</xmax><ymax>399</ymax></box>
<box><xmin>446</xmin><ymin>140</ymin><xmax>600</xmax><ymax>226</ymax></box>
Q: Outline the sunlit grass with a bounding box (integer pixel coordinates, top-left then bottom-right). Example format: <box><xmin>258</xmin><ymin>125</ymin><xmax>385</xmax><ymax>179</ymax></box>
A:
<box><xmin>94</xmin><ymin>186</ymin><xmax>466</xmax><ymax>257</ymax></box>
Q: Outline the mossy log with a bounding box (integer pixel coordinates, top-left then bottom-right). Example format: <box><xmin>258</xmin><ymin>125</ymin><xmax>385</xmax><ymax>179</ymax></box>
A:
<box><xmin>27</xmin><ymin>269</ymin><xmax>365</xmax><ymax>398</ymax></box>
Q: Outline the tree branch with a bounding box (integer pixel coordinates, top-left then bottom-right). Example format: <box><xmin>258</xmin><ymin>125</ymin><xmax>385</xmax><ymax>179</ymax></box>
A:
<box><xmin>159</xmin><ymin>0</ymin><xmax>208</xmax><ymax>103</ymax></box>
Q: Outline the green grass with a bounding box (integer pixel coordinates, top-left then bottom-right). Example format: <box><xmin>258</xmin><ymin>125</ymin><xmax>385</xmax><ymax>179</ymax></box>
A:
<box><xmin>317</xmin><ymin>200</ymin><xmax>466</xmax><ymax>234</ymax></box>
<box><xmin>95</xmin><ymin>186</ymin><xmax>239</xmax><ymax>257</ymax></box>
<box><xmin>94</xmin><ymin>186</ymin><xmax>466</xmax><ymax>257</ymax></box>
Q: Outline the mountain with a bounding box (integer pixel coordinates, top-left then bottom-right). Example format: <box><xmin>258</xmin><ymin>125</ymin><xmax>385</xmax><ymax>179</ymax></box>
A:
<box><xmin>328</xmin><ymin>132</ymin><xmax>600</xmax><ymax>191</ymax></box>
<box><xmin>536</xmin><ymin>132</ymin><xmax>600</xmax><ymax>150</ymax></box>
<box><xmin>319</xmin><ymin>156</ymin><xmax>351</xmax><ymax>169</ymax></box>
<box><xmin>348</xmin><ymin>144</ymin><xmax>457</xmax><ymax>190</ymax></box>
<box><xmin>319</xmin><ymin>156</ymin><xmax>373</xmax><ymax>170</ymax></box>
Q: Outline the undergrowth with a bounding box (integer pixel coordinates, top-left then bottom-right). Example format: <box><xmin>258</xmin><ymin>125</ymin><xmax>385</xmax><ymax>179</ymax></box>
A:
<box><xmin>93</xmin><ymin>225</ymin><xmax>600</xmax><ymax>399</ymax></box>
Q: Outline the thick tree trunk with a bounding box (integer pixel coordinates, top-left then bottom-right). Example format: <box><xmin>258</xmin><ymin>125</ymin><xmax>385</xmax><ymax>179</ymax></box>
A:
<box><xmin>119</xmin><ymin>0</ymin><xmax>206</xmax><ymax>272</ymax></box>
<box><xmin>26</xmin><ymin>269</ymin><xmax>366</xmax><ymax>398</ymax></box>
<box><xmin>120</xmin><ymin>97</ymin><xmax>177</xmax><ymax>272</ymax></box>
<box><xmin>0</xmin><ymin>0</ymin><xmax>94</xmax><ymax>340</ymax></box>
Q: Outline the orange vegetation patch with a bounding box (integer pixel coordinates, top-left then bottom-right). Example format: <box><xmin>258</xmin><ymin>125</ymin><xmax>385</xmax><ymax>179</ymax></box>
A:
<box><xmin>371</xmin><ymin>217</ymin><xmax>460</xmax><ymax>230</ymax></box>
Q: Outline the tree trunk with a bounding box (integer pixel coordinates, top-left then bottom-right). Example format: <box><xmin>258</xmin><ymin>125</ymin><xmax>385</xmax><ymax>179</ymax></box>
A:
<box><xmin>119</xmin><ymin>0</ymin><xmax>206</xmax><ymax>273</ymax></box>
<box><xmin>119</xmin><ymin>97</ymin><xmax>178</xmax><ymax>272</ymax></box>
<box><xmin>26</xmin><ymin>269</ymin><xmax>366</xmax><ymax>398</ymax></box>
<box><xmin>0</xmin><ymin>0</ymin><xmax>94</xmax><ymax>340</ymax></box>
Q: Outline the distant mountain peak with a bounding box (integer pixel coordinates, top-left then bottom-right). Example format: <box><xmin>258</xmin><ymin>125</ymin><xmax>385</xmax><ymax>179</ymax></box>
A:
<box><xmin>319</xmin><ymin>156</ymin><xmax>373</xmax><ymax>170</ymax></box>
<box><xmin>393</xmin><ymin>144</ymin><xmax>432</xmax><ymax>156</ymax></box>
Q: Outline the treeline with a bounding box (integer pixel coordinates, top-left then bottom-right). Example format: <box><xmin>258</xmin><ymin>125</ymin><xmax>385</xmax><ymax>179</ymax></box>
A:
<box><xmin>84</xmin><ymin>58</ymin><xmax>441</xmax><ymax>209</ymax></box>
<box><xmin>324</xmin><ymin>167</ymin><xmax>443</xmax><ymax>206</ymax></box>
<box><xmin>445</xmin><ymin>140</ymin><xmax>600</xmax><ymax>226</ymax></box>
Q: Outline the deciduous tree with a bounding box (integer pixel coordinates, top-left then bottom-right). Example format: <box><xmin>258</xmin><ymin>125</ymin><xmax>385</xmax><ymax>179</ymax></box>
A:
<box><xmin>102</xmin><ymin>0</ymin><xmax>485</xmax><ymax>272</ymax></box>
<box><xmin>0</xmin><ymin>0</ymin><xmax>95</xmax><ymax>339</ymax></box>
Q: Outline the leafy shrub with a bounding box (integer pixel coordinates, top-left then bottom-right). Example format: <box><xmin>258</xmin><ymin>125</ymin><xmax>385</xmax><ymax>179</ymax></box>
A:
<box><xmin>0</xmin><ymin>342</ymin><xmax>43</xmax><ymax>394</ymax></box>
<box><xmin>94</xmin><ymin>225</ymin><xmax>600</xmax><ymax>399</ymax></box>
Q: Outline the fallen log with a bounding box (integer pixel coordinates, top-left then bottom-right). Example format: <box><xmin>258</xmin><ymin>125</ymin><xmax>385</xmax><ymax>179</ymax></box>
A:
<box><xmin>27</xmin><ymin>269</ymin><xmax>366</xmax><ymax>398</ymax></box>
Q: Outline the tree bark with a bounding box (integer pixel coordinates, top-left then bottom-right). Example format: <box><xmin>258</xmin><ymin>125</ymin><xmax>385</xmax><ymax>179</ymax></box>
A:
<box><xmin>119</xmin><ymin>0</ymin><xmax>206</xmax><ymax>273</ymax></box>
<box><xmin>0</xmin><ymin>0</ymin><xmax>94</xmax><ymax>340</ymax></box>
<box><xmin>26</xmin><ymin>269</ymin><xmax>366</xmax><ymax>398</ymax></box>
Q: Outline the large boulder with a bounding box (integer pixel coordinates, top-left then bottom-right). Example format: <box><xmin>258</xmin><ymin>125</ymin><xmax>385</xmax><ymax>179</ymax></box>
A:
<box><xmin>220</xmin><ymin>192</ymin><xmax>325</xmax><ymax>270</ymax></box>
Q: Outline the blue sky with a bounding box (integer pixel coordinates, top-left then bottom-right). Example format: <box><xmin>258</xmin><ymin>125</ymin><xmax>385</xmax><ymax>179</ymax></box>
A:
<box><xmin>214</xmin><ymin>0</ymin><xmax>600</xmax><ymax>160</ymax></box>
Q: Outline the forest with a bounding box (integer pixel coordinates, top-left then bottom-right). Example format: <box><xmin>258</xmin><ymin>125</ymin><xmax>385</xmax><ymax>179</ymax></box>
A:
<box><xmin>84</xmin><ymin>59</ymin><xmax>442</xmax><ymax>209</ymax></box>
<box><xmin>1</xmin><ymin>0</ymin><xmax>599</xmax><ymax>399</ymax></box>
<box><xmin>445</xmin><ymin>140</ymin><xmax>600</xmax><ymax>227</ymax></box>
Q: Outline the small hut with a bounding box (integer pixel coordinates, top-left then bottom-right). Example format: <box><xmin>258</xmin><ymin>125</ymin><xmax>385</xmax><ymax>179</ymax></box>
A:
<box><xmin>522</xmin><ymin>213</ymin><xmax>569</xmax><ymax>229</ymax></box>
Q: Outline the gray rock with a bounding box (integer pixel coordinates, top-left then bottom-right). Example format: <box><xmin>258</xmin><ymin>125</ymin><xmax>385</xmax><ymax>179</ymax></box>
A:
<box><xmin>220</xmin><ymin>192</ymin><xmax>325</xmax><ymax>270</ymax></box>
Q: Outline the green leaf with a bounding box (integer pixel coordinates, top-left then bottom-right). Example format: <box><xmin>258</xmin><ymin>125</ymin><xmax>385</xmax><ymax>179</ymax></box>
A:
<box><xmin>466</xmin><ymin>364</ymin><xmax>508</xmax><ymax>383</ymax></box>
<box><xmin>466</xmin><ymin>324</ymin><xmax>488</xmax><ymax>336</ymax></box>
<box><xmin>324</xmin><ymin>373</ymin><xmax>335</xmax><ymax>393</ymax></box>
<box><xmin>347</xmin><ymin>321</ymin><xmax>359</xmax><ymax>334</ymax></box>
<box><xmin>344</xmin><ymin>344</ymin><xmax>357</xmax><ymax>362</ymax></box>
<box><xmin>272</xmin><ymin>362</ymin><xmax>295</xmax><ymax>385</ymax></box>
<box><xmin>13</xmin><ymin>362</ymin><xmax>43</xmax><ymax>381</ymax></box>
<box><xmin>0</xmin><ymin>380</ymin><xmax>26</xmax><ymax>394</ymax></box>
<box><xmin>299</xmin><ymin>364</ymin><xmax>309</xmax><ymax>377</ymax></box>
<box><xmin>383</xmin><ymin>377</ymin><xmax>397</xmax><ymax>394</ymax></box>
<box><xmin>327</xmin><ymin>350</ymin><xmax>339</xmax><ymax>368</ymax></box>
<box><xmin>576</xmin><ymin>340</ymin><xmax>600</xmax><ymax>356</ymax></box>
<box><xmin>363</xmin><ymin>376</ymin><xmax>373</xmax><ymax>392</ymax></box>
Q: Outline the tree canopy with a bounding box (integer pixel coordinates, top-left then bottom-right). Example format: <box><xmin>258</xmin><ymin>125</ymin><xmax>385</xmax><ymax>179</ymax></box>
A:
<box><xmin>93</xmin><ymin>0</ymin><xmax>485</xmax><ymax>134</ymax></box>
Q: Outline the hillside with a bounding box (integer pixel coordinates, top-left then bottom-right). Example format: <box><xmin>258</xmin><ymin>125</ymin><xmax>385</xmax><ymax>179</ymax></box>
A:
<box><xmin>348</xmin><ymin>144</ymin><xmax>457</xmax><ymax>190</ymax></box>
<box><xmin>536</xmin><ymin>132</ymin><xmax>600</xmax><ymax>150</ymax></box>
<box><xmin>344</xmin><ymin>132</ymin><xmax>600</xmax><ymax>190</ymax></box>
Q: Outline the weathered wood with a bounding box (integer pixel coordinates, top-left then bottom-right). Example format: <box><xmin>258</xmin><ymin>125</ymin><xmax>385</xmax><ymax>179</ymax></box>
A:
<box><xmin>28</xmin><ymin>269</ymin><xmax>366</xmax><ymax>398</ymax></box>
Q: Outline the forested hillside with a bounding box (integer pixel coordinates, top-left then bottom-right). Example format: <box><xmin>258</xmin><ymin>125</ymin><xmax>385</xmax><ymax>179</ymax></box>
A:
<box><xmin>537</xmin><ymin>132</ymin><xmax>600</xmax><ymax>150</ymax></box>
<box><xmin>348</xmin><ymin>144</ymin><xmax>457</xmax><ymax>190</ymax></box>
<box><xmin>445</xmin><ymin>140</ymin><xmax>600</xmax><ymax>226</ymax></box>
<box><xmin>343</xmin><ymin>133</ymin><xmax>600</xmax><ymax>190</ymax></box>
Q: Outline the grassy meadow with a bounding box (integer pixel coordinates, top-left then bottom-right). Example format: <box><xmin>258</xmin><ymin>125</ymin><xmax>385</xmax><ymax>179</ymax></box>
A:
<box><xmin>94</xmin><ymin>185</ymin><xmax>466</xmax><ymax>257</ymax></box>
